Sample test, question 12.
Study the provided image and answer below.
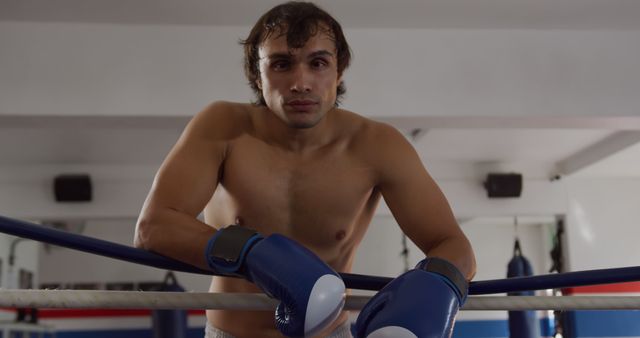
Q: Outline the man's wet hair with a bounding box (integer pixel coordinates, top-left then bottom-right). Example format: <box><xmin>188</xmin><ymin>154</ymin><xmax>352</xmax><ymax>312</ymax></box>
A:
<box><xmin>241</xmin><ymin>1</ymin><xmax>351</xmax><ymax>106</ymax></box>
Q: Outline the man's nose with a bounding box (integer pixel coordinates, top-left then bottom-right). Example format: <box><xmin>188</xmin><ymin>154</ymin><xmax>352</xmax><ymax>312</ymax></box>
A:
<box><xmin>290</xmin><ymin>66</ymin><xmax>312</xmax><ymax>93</ymax></box>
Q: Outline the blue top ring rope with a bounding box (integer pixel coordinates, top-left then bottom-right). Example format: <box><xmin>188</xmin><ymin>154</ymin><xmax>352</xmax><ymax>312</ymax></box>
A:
<box><xmin>2</xmin><ymin>214</ymin><xmax>640</xmax><ymax>295</ymax></box>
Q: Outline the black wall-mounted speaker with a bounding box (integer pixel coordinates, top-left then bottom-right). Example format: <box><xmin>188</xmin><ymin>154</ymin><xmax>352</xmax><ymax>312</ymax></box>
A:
<box><xmin>484</xmin><ymin>173</ymin><xmax>522</xmax><ymax>198</ymax></box>
<box><xmin>54</xmin><ymin>174</ymin><xmax>92</xmax><ymax>202</ymax></box>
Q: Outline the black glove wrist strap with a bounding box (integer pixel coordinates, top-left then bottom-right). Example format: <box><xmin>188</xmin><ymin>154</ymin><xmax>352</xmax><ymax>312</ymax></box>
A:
<box><xmin>205</xmin><ymin>225</ymin><xmax>262</xmax><ymax>275</ymax></box>
<box><xmin>417</xmin><ymin>257</ymin><xmax>469</xmax><ymax>300</ymax></box>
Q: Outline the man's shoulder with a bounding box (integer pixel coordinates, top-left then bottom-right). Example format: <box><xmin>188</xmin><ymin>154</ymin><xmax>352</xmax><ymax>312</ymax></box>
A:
<box><xmin>334</xmin><ymin>108</ymin><xmax>404</xmax><ymax>144</ymax></box>
<box><xmin>334</xmin><ymin>109</ymin><xmax>414</xmax><ymax>172</ymax></box>
<box><xmin>190</xmin><ymin>101</ymin><xmax>255</xmax><ymax>140</ymax></box>
<box><xmin>199</xmin><ymin>100</ymin><xmax>253</xmax><ymax>121</ymax></box>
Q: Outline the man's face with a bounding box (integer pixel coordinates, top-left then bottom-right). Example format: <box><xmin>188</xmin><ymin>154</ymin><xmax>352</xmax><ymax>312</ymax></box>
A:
<box><xmin>257</xmin><ymin>29</ymin><xmax>342</xmax><ymax>129</ymax></box>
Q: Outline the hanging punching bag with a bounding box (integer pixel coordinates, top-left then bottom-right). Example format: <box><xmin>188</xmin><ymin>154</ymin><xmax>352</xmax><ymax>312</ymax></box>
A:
<box><xmin>507</xmin><ymin>239</ymin><xmax>540</xmax><ymax>338</ymax></box>
<box><xmin>152</xmin><ymin>271</ymin><xmax>188</xmax><ymax>338</ymax></box>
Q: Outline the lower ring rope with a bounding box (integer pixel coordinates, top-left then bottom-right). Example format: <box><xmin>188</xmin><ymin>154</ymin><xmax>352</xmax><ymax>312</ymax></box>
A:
<box><xmin>1</xmin><ymin>290</ymin><xmax>639</xmax><ymax>311</ymax></box>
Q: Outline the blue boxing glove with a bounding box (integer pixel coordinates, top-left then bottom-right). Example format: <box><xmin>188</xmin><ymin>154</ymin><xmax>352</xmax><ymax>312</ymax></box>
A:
<box><xmin>205</xmin><ymin>225</ymin><xmax>345</xmax><ymax>337</ymax></box>
<box><xmin>352</xmin><ymin>258</ymin><xmax>468</xmax><ymax>338</ymax></box>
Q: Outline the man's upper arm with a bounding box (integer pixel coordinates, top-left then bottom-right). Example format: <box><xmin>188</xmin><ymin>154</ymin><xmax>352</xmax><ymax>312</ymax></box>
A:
<box><xmin>373</xmin><ymin>124</ymin><xmax>465</xmax><ymax>255</ymax></box>
<box><xmin>143</xmin><ymin>102</ymin><xmax>238</xmax><ymax>217</ymax></box>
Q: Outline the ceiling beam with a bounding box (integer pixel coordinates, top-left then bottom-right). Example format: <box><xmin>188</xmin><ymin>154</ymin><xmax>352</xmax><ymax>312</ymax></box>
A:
<box><xmin>378</xmin><ymin>116</ymin><xmax>640</xmax><ymax>130</ymax></box>
<box><xmin>552</xmin><ymin>131</ymin><xmax>640</xmax><ymax>178</ymax></box>
<box><xmin>4</xmin><ymin>115</ymin><xmax>640</xmax><ymax>130</ymax></box>
<box><xmin>0</xmin><ymin>115</ymin><xmax>188</xmax><ymax>130</ymax></box>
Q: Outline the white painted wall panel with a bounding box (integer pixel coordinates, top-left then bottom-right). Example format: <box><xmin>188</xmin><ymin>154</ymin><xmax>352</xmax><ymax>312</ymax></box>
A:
<box><xmin>565</xmin><ymin>179</ymin><xmax>640</xmax><ymax>271</ymax></box>
<box><xmin>2</xmin><ymin>22</ymin><xmax>640</xmax><ymax>118</ymax></box>
<box><xmin>0</xmin><ymin>234</ymin><xmax>39</xmax><ymax>289</ymax></box>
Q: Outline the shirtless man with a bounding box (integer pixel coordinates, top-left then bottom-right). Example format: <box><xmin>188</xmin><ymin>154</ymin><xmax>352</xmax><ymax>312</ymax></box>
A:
<box><xmin>135</xmin><ymin>2</ymin><xmax>476</xmax><ymax>338</ymax></box>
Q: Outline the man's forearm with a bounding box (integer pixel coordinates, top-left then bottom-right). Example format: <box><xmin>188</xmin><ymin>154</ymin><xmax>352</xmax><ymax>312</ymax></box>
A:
<box><xmin>135</xmin><ymin>208</ymin><xmax>216</xmax><ymax>270</ymax></box>
<box><xmin>422</xmin><ymin>236</ymin><xmax>476</xmax><ymax>281</ymax></box>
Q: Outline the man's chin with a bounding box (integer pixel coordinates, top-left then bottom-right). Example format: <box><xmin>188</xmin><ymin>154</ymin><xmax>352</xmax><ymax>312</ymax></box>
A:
<box><xmin>285</xmin><ymin>114</ymin><xmax>323</xmax><ymax>129</ymax></box>
<box><xmin>288</xmin><ymin>120</ymin><xmax>319</xmax><ymax>129</ymax></box>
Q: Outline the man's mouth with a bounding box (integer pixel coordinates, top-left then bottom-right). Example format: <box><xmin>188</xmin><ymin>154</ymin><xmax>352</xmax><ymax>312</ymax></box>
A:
<box><xmin>286</xmin><ymin>99</ymin><xmax>317</xmax><ymax>112</ymax></box>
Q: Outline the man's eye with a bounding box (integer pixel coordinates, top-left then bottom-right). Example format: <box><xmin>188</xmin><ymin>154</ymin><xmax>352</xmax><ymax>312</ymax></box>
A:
<box><xmin>272</xmin><ymin>61</ymin><xmax>290</xmax><ymax>70</ymax></box>
<box><xmin>311</xmin><ymin>59</ymin><xmax>329</xmax><ymax>69</ymax></box>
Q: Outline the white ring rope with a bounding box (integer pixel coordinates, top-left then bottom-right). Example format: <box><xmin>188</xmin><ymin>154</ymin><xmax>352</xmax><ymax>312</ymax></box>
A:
<box><xmin>464</xmin><ymin>295</ymin><xmax>640</xmax><ymax>310</ymax></box>
<box><xmin>1</xmin><ymin>290</ymin><xmax>640</xmax><ymax>311</ymax></box>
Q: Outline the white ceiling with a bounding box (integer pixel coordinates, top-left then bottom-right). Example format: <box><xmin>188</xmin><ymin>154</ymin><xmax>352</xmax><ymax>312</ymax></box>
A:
<box><xmin>2</xmin><ymin>0</ymin><xmax>640</xmax><ymax>30</ymax></box>
<box><xmin>1</xmin><ymin>1</ymin><xmax>640</xmax><ymax>181</ymax></box>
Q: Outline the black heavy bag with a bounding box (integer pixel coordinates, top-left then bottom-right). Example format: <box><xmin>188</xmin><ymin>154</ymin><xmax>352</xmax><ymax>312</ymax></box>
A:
<box><xmin>152</xmin><ymin>271</ymin><xmax>188</xmax><ymax>338</ymax></box>
<box><xmin>507</xmin><ymin>239</ymin><xmax>540</xmax><ymax>338</ymax></box>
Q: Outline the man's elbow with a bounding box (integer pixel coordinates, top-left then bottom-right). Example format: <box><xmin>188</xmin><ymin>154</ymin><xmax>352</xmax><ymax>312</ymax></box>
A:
<box><xmin>440</xmin><ymin>234</ymin><xmax>477</xmax><ymax>281</ymax></box>
<box><xmin>466</xmin><ymin>255</ymin><xmax>477</xmax><ymax>281</ymax></box>
<box><xmin>463</xmin><ymin>239</ymin><xmax>478</xmax><ymax>281</ymax></box>
<box><xmin>134</xmin><ymin>216</ymin><xmax>157</xmax><ymax>250</ymax></box>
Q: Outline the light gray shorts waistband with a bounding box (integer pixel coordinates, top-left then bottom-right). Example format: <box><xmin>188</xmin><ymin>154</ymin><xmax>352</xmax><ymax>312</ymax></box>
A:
<box><xmin>204</xmin><ymin>322</ymin><xmax>236</xmax><ymax>338</ymax></box>
<box><xmin>204</xmin><ymin>321</ymin><xmax>352</xmax><ymax>338</ymax></box>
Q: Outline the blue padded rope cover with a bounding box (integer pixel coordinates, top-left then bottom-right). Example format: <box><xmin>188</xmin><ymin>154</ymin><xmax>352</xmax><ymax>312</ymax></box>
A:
<box><xmin>3</xmin><ymin>214</ymin><xmax>640</xmax><ymax>294</ymax></box>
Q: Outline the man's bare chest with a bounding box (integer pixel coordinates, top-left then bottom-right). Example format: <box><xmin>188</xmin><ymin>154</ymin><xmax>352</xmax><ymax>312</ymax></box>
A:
<box><xmin>216</xmin><ymin>137</ymin><xmax>377</xmax><ymax>231</ymax></box>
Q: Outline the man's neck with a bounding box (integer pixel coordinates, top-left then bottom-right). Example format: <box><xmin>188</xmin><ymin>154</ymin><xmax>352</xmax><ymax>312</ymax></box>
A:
<box><xmin>257</xmin><ymin>107</ymin><xmax>338</xmax><ymax>153</ymax></box>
